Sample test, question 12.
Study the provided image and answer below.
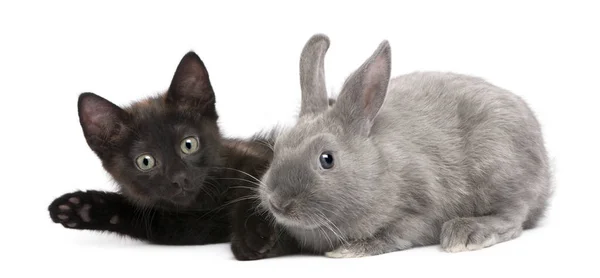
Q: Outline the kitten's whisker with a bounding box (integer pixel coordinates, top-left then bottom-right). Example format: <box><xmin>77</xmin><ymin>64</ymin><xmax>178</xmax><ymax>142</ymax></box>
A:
<box><xmin>224</xmin><ymin>195</ymin><xmax>261</xmax><ymax>206</ymax></box>
<box><xmin>252</xmin><ymin>202</ymin><xmax>271</xmax><ymax>217</ymax></box>
<box><xmin>229</xmin><ymin>185</ymin><xmax>260</xmax><ymax>192</ymax></box>
<box><xmin>256</xmin><ymin>139</ymin><xmax>275</xmax><ymax>152</ymax></box>
<box><xmin>198</xmin><ymin>195</ymin><xmax>260</xmax><ymax>218</ymax></box>
<box><xmin>213</xmin><ymin>177</ymin><xmax>265</xmax><ymax>192</ymax></box>
<box><xmin>148</xmin><ymin>208</ymin><xmax>157</xmax><ymax>238</ymax></box>
<box><xmin>209</xmin><ymin>167</ymin><xmax>266</xmax><ymax>187</ymax></box>
<box><xmin>202</xmin><ymin>180</ymin><xmax>223</xmax><ymax>203</ymax></box>
<box><xmin>141</xmin><ymin>205</ymin><xmax>151</xmax><ymax>237</ymax></box>
<box><xmin>198</xmin><ymin>185</ymin><xmax>217</xmax><ymax>205</ymax></box>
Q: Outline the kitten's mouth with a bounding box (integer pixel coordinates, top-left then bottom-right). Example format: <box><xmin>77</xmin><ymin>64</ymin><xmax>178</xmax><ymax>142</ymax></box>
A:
<box><xmin>170</xmin><ymin>189</ymin><xmax>197</xmax><ymax>203</ymax></box>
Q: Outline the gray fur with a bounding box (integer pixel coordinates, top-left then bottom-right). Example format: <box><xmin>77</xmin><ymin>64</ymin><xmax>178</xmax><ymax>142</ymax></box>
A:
<box><xmin>260</xmin><ymin>34</ymin><xmax>552</xmax><ymax>257</ymax></box>
<box><xmin>299</xmin><ymin>33</ymin><xmax>331</xmax><ymax>116</ymax></box>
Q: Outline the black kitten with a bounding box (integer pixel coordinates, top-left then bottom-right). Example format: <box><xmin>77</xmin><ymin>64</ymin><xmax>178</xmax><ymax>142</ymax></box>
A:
<box><xmin>48</xmin><ymin>52</ymin><xmax>295</xmax><ymax>259</ymax></box>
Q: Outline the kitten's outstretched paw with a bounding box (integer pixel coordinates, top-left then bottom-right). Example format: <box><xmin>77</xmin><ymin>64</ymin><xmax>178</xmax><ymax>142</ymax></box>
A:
<box><xmin>48</xmin><ymin>191</ymin><xmax>120</xmax><ymax>229</ymax></box>
<box><xmin>231</xmin><ymin>215</ymin><xmax>277</xmax><ymax>261</ymax></box>
<box><xmin>440</xmin><ymin>218</ymin><xmax>499</xmax><ymax>253</ymax></box>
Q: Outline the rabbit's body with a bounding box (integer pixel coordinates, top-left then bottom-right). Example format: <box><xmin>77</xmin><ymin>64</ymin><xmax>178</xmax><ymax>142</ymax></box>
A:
<box><xmin>379</xmin><ymin>71</ymin><xmax>551</xmax><ymax>231</ymax></box>
<box><xmin>261</xmin><ymin>35</ymin><xmax>551</xmax><ymax>258</ymax></box>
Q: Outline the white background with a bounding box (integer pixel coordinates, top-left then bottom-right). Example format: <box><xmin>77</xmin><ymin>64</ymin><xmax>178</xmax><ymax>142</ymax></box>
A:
<box><xmin>1</xmin><ymin>1</ymin><xmax>598</xmax><ymax>277</ymax></box>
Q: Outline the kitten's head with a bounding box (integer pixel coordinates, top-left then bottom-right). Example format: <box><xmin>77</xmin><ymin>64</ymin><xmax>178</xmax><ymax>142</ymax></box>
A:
<box><xmin>78</xmin><ymin>52</ymin><xmax>222</xmax><ymax>207</ymax></box>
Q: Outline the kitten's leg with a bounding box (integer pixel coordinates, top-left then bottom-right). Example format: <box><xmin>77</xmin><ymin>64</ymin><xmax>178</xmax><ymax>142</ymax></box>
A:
<box><xmin>325</xmin><ymin>233</ymin><xmax>413</xmax><ymax>258</ymax></box>
<box><xmin>230</xmin><ymin>198</ymin><xmax>278</xmax><ymax>260</ymax></box>
<box><xmin>440</xmin><ymin>214</ymin><xmax>524</xmax><ymax>253</ymax></box>
<box><xmin>230</xmin><ymin>196</ymin><xmax>301</xmax><ymax>260</ymax></box>
<box><xmin>49</xmin><ymin>190</ymin><xmax>129</xmax><ymax>232</ymax></box>
<box><xmin>48</xmin><ymin>190</ymin><xmax>230</xmax><ymax>245</ymax></box>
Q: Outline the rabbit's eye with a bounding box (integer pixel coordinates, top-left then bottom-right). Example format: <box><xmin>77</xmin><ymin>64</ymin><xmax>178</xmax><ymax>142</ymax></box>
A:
<box><xmin>319</xmin><ymin>152</ymin><xmax>334</xmax><ymax>169</ymax></box>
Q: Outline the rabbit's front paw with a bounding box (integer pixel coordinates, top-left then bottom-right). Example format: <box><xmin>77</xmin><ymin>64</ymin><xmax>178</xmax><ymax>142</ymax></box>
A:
<box><xmin>440</xmin><ymin>218</ymin><xmax>499</xmax><ymax>253</ymax></box>
<box><xmin>326</xmin><ymin>235</ymin><xmax>413</xmax><ymax>258</ymax></box>
<box><xmin>325</xmin><ymin>245</ymin><xmax>367</xmax><ymax>258</ymax></box>
<box><xmin>48</xmin><ymin>191</ymin><xmax>120</xmax><ymax>229</ymax></box>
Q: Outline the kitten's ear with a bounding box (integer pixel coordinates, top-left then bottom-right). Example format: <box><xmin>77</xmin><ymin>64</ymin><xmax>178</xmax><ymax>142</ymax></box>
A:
<box><xmin>78</xmin><ymin>93</ymin><xmax>129</xmax><ymax>157</ymax></box>
<box><xmin>334</xmin><ymin>40</ymin><xmax>391</xmax><ymax>135</ymax></box>
<box><xmin>166</xmin><ymin>51</ymin><xmax>217</xmax><ymax>118</ymax></box>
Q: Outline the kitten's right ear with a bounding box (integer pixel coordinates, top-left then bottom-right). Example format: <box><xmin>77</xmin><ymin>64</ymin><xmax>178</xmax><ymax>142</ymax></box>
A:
<box><xmin>299</xmin><ymin>34</ymin><xmax>330</xmax><ymax>117</ymax></box>
<box><xmin>166</xmin><ymin>51</ymin><xmax>217</xmax><ymax>118</ymax></box>
<box><xmin>78</xmin><ymin>93</ymin><xmax>129</xmax><ymax>157</ymax></box>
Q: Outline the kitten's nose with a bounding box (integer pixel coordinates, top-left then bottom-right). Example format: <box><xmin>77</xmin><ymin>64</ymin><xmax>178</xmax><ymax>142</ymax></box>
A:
<box><xmin>171</xmin><ymin>173</ymin><xmax>190</xmax><ymax>190</ymax></box>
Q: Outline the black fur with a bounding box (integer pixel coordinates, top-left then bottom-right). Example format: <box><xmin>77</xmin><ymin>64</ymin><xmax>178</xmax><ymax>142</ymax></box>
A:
<box><xmin>48</xmin><ymin>190</ymin><xmax>229</xmax><ymax>244</ymax></box>
<box><xmin>225</xmin><ymin>132</ymin><xmax>302</xmax><ymax>260</ymax></box>
<box><xmin>47</xmin><ymin>51</ymin><xmax>296</xmax><ymax>260</ymax></box>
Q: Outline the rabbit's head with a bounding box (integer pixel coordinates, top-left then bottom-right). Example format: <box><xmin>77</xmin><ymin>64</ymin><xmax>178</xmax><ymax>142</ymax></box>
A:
<box><xmin>260</xmin><ymin>34</ymin><xmax>393</xmax><ymax>235</ymax></box>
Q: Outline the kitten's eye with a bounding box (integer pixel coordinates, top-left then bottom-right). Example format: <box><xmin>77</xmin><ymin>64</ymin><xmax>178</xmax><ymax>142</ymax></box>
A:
<box><xmin>135</xmin><ymin>154</ymin><xmax>156</xmax><ymax>171</ymax></box>
<box><xmin>319</xmin><ymin>152</ymin><xmax>334</xmax><ymax>169</ymax></box>
<box><xmin>181</xmin><ymin>136</ymin><xmax>200</xmax><ymax>154</ymax></box>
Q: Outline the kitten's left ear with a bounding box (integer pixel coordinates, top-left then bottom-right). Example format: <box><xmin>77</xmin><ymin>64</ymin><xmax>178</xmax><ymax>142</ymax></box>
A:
<box><xmin>166</xmin><ymin>51</ymin><xmax>217</xmax><ymax>118</ymax></box>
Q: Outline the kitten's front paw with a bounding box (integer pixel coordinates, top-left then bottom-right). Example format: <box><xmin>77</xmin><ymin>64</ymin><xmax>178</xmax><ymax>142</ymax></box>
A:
<box><xmin>48</xmin><ymin>191</ymin><xmax>120</xmax><ymax>229</ymax></box>
<box><xmin>231</xmin><ymin>215</ymin><xmax>277</xmax><ymax>261</ymax></box>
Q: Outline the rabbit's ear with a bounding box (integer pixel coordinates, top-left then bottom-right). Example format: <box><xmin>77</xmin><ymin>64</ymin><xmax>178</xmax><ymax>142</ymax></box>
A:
<box><xmin>335</xmin><ymin>40</ymin><xmax>391</xmax><ymax>134</ymax></box>
<box><xmin>299</xmin><ymin>34</ymin><xmax>330</xmax><ymax>116</ymax></box>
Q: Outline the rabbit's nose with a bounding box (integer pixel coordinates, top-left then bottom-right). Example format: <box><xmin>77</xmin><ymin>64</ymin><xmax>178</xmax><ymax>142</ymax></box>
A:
<box><xmin>269</xmin><ymin>199</ymin><xmax>294</xmax><ymax>215</ymax></box>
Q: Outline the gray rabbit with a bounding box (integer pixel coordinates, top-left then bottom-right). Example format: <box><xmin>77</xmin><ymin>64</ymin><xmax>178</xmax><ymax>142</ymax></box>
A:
<box><xmin>259</xmin><ymin>34</ymin><xmax>552</xmax><ymax>258</ymax></box>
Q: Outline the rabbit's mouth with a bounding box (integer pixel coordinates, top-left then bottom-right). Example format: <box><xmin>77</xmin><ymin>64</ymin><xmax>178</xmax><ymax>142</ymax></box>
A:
<box><xmin>269</xmin><ymin>206</ymin><xmax>329</xmax><ymax>230</ymax></box>
<box><xmin>273</xmin><ymin>213</ymin><xmax>324</xmax><ymax>230</ymax></box>
<box><xmin>262</xmin><ymin>192</ymin><xmax>330</xmax><ymax>230</ymax></box>
<box><xmin>263</xmin><ymin>199</ymin><xmax>315</xmax><ymax>229</ymax></box>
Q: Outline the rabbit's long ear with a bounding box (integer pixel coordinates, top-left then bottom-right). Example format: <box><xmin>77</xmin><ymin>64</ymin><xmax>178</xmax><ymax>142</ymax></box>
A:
<box><xmin>334</xmin><ymin>40</ymin><xmax>391</xmax><ymax>134</ymax></box>
<box><xmin>299</xmin><ymin>34</ymin><xmax>330</xmax><ymax>117</ymax></box>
